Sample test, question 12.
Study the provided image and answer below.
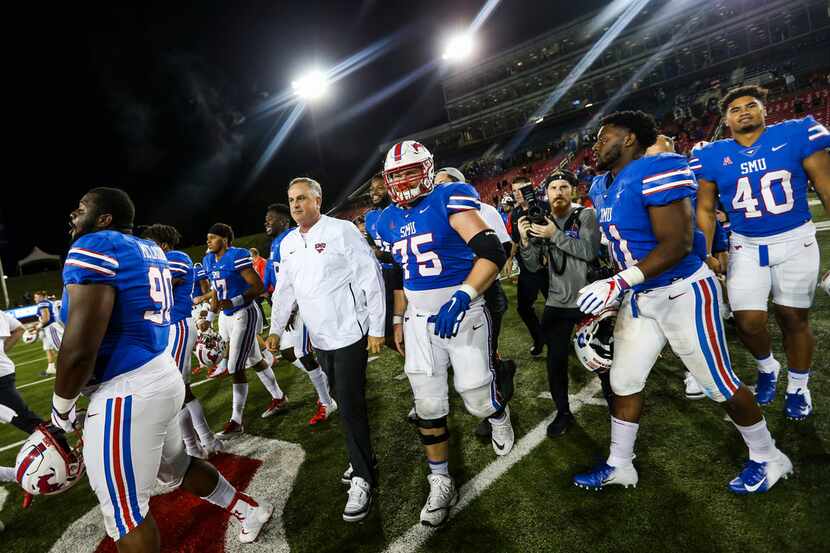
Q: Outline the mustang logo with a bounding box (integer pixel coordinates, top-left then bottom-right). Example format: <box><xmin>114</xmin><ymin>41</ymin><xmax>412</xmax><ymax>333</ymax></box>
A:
<box><xmin>314</xmin><ymin>243</ymin><xmax>326</xmax><ymax>253</ymax></box>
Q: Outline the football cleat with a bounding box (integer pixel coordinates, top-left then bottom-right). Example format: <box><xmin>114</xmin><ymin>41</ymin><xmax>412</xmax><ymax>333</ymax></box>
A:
<box><xmin>728</xmin><ymin>452</ymin><xmax>793</xmax><ymax>494</ymax></box>
<box><xmin>261</xmin><ymin>396</ymin><xmax>288</xmax><ymax>419</ymax></box>
<box><xmin>684</xmin><ymin>372</ymin><xmax>705</xmax><ymax>400</ymax></box>
<box><xmin>309</xmin><ymin>400</ymin><xmax>337</xmax><ymax>426</ymax></box>
<box><xmin>202</xmin><ymin>437</ymin><xmax>224</xmax><ymax>456</ymax></box>
<box><xmin>45</xmin><ymin>365</ymin><xmax>56</xmax><ymax>376</ymax></box>
<box><xmin>343</xmin><ymin>476</ymin><xmax>372</xmax><ymax>522</ymax></box>
<box><xmin>490</xmin><ymin>406</ymin><xmax>515</xmax><ymax>456</ymax></box>
<box><xmin>573</xmin><ymin>462</ymin><xmax>638</xmax><ymax>491</ymax></box>
<box><xmin>754</xmin><ymin>366</ymin><xmax>780</xmax><ymax>405</ymax></box>
<box><xmin>217</xmin><ymin>420</ymin><xmax>244</xmax><ymax>440</ymax></box>
<box><xmin>420</xmin><ymin>474</ymin><xmax>458</xmax><ymax>527</ymax></box>
<box><xmin>529</xmin><ymin>343</ymin><xmax>544</xmax><ymax>358</ymax></box>
<box><xmin>186</xmin><ymin>443</ymin><xmax>208</xmax><ymax>460</ymax></box>
<box><xmin>785</xmin><ymin>389</ymin><xmax>812</xmax><ymax>421</ymax></box>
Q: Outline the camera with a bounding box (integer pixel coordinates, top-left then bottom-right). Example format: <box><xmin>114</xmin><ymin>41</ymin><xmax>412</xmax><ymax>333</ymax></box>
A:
<box><xmin>519</xmin><ymin>183</ymin><xmax>547</xmax><ymax>225</ymax></box>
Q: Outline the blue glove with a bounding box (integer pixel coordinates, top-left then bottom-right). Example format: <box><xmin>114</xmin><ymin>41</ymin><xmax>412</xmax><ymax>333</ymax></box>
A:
<box><xmin>428</xmin><ymin>290</ymin><xmax>472</xmax><ymax>339</ymax></box>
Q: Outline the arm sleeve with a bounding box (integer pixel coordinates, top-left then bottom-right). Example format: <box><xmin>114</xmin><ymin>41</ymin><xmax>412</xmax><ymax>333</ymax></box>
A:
<box><xmin>712</xmin><ymin>221</ymin><xmax>729</xmax><ymax>254</ymax></box>
<box><xmin>691</xmin><ymin>145</ymin><xmax>718</xmax><ymax>182</ymax></box>
<box><xmin>63</xmin><ymin>233</ymin><xmax>119</xmax><ymax>285</ymax></box>
<box><xmin>444</xmin><ymin>183</ymin><xmax>481</xmax><ymax>215</ymax></box>
<box><xmin>167</xmin><ymin>251</ymin><xmax>192</xmax><ymax>278</ymax></box>
<box><xmin>640</xmin><ymin>156</ymin><xmax>698</xmax><ymax>207</ymax></box>
<box><xmin>549</xmin><ymin>208</ymin><xmax>600</xmax><ymax>262</ymax></box>
<box><xmin>344</xmin><ymin>222</ymin><xmax>386</xmax><ymax>337</ymax></box>
<box><xmin>232</xmin><ymin>249</ymin><xmax>253</xmax><ymax>274</ymax></box>
<box><xmin>269</xmin><ymin>242</ymin><xmax>296</xmax><ymax>336</ymax></box>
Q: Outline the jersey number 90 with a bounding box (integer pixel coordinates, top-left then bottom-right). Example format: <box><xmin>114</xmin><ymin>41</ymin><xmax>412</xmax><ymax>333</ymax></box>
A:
<box><xmin>144</xmin><ymin>266</ymin><xmax>174</xmax><ymax>325</ymax></box>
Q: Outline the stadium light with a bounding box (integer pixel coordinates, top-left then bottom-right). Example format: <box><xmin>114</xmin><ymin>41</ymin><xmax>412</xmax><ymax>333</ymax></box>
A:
<box><xmin>442</xmin><ymin>32</ymin><xmax>474</xmax><ymax>62</ymax></box>
<box><xmin>291</xmin><ymin>69</ymin><xmax>330</xmax><ymax>101</ymax></box>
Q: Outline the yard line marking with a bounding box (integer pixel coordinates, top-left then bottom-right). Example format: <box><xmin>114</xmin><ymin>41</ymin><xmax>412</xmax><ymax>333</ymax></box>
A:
<box><xmin>536</xmin><ymin>391</ymin><xmax>607</xmax><ymax>407</ymax></box>
<box><xmin>16</xmin><ymin>356</ymin><xmax>48</xmax><ymax>367</ymax></box>
<box><xmin>384</xmin><ymin>379</ymin><xmax>602</xmax><ymax>553</ymax></box>
<box><xmin>0</xmin><ymin>438</ymin><xmax>25</xmax><ymax>453</ymax></box>
<box><xmin>16</xmin><ymin>376</ymin><xmax>55</xmax><ymax>390</ymax></box>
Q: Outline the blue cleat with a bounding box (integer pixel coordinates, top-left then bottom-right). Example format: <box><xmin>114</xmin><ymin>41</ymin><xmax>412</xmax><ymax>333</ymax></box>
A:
<box><xmin>754</xmin><ymin>369</ymin><xmax>779</xmax><ymax>405</ymax></box>
<box><xmin>573</xmin><ymin>462</ymin><xmax>638</xmax><ymax>491</ymax></box>
<box><xmin>785</xmin><ymin>389</ymin><xmax>813</xmax><ymax>421</ymax></box>
<box><xmin>728</xmin><ymin>452</ymin><xmax>793</xmax><ymax>494</ymax></box>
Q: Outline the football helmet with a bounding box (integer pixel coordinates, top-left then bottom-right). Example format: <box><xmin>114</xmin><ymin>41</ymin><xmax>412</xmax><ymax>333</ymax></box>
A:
<box><xmin>820</xmin><ymin>270</ymin><xmax>830</xmax><ymax>297</ymax></box>
<box><xmin>15</xmin><ymin>424</ymin><xmax>85</xmax><ymax>504</ymax></box>
<box><xmin>195</xmin><ymin>330</ymin><xmax>225</xmax><ymax>369</ymax></box>
<box><xmin>573</xmin><ymin>305</ymin><xmax>617</xmax><ymax>373</ymax></box>
<box><xmin>383</xmin><ymin>140</ymin><xmax>435</xmax><ymax>205</ymax></box>
<box><xmin>22</xmin><ymin>328</ymin><xmax>38</xmax><ymax>344</ymax></box>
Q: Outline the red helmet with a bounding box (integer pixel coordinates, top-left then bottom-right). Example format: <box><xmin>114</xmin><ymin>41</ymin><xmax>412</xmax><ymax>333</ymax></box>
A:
<box><xmin>383</xmin><ymin>140</ymin><xmax>435</xmax><ymax>206</ymax></box>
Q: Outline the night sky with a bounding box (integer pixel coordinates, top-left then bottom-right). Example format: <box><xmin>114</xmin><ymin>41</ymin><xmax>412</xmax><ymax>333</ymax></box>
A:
<box><xmin>2</xmin><ymin>0</ymin><xmax>605</xmax><ymax>270</ymax></box>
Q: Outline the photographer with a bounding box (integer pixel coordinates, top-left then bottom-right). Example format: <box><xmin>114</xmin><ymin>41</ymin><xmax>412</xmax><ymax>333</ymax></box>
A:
<box><xmin>509</xmin><ymin>175</ymin><xmax>550</xmax><ymax>356</ymax></box>
<box><xmin>516</xmin><ymin>170</ymin><xmax>612</xmax><ymax>438</ymax></box>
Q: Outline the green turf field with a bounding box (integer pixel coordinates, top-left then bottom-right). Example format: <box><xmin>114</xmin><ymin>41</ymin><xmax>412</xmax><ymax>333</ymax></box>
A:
<box><xmin>1</xmin><ymin>213</ymin><xmax>828</xmax><ymax>552</ymax></box>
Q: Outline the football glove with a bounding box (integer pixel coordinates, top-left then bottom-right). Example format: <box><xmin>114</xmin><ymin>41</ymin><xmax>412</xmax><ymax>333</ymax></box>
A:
<box><xmin>50</xmin><ymin>403</ymin><xmax>77</xmax><ymax>433</ymax></box>
<box><xmin>429</xmin><ymin>289</ymin><xmax>472</xmax><ymax>339</ymax></box>
<box><xmin>577</xmin><ymin>267</ymin><xmax>644</xmax><ymax>315</ymax></box>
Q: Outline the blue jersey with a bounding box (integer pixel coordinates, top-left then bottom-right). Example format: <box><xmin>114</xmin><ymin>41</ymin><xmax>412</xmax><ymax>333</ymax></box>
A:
<box><xmin>589</xmin><ymin>153</ymin><xmax>702</xmax><ymax>291</ymax></box>
<box><xmin>376</xmin><ymin>183</ymin><xmax>478</xmax><ymax>291</ymax></box>
<box><xmin>263</xmin><ymin>228</ymin><xmax>292</xmax><ymax>293</ymax></box>
<box><xmin>61</xmin><ymin>231</ymin><xmax>171</xmax><ymax>385</ymax></box>
<box><xmin>692</xmin><ymin>116</ymin><xmax>830</xmax><ymax>237</ymax></box>
<box><xmin>202</xmin><ymin>247</ymin><xmax>254</xmax><ymax>315</ymax></box>
<box><xmin>37</xmin><ymin>300</ymin><xmax>58</xmax><ymax>325</ymax></box>
<box><xmin>364</xmin><ymin>207</ymin><xmax>394</xmax><ymax>270</ymax></box>
<box><xmin>166</xmin><ymin>250</ymin><xmax>194</xmax><ymax>323</ymax></box>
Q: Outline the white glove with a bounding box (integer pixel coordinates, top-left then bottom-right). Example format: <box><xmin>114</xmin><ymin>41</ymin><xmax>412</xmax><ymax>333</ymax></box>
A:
<box><xmin>51</xmin><ymin>403</ymin><xmax>77</xmax><ymax>433</ymax></box>
<box><xmin>577</xmin><ymin>267</ymin><xmax>645</xmax><ymax>315</ymax></box>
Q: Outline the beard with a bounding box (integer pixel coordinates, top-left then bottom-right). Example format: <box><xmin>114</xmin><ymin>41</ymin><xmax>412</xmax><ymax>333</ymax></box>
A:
<box><xmin>736</xmin><ymin>119</ymin><xmax>762</xmax><ymax>133</ymax></box>
<box><xmin>595</xmin><ymin>143</ymin><xmax>622</xmax><ymax>172</ymax></box>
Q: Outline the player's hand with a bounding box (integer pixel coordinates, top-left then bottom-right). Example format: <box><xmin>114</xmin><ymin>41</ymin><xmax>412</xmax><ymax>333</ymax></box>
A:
<box><xmin>705</xmin><ymin>255</ymin><xmax>722</xmax><ymax>274</ymax></box>
<box><xmin>266</xmin><ymin>334</ymin><xmax>280</xmax><ymax>353</ymax></box>
<box><xmin>577</xmin><ymin>274</ymin><xmax>629</xmax><ymax>315</ymax></box>
<box><xmin>393</xmin><ymin>323</ymin><xmax>405</xmax><ymax>356</ymax></box>
<box><xmin>530</xmin><ymin>216</ymin><xmax>557</xmax><ymax>239</ymax></box>
<box><xmin>50</xmin><ymin>404</ymin><xmax>77</xmax><ymax>433</ymax></box>
<box><xmin>429</xmin><ymin>289</ymin><xmax>472</xmax><ymax>339</ymax></box>
<box><xmin>216</xmin><ymin>299</ymin><xmax>233</xmax><ymax>312</ymax></box>
<box><xmin>367</xmin><ymin>335</ymin><xmax>384</xmax><ymax>354</ymax></box>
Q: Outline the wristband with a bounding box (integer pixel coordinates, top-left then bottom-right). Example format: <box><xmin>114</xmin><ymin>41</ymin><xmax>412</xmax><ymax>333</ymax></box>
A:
<box><xmin>459</xmin><ymin>283</ymin><xmax>478</xmax><ymax>301</ymax></box>
<box><xmin>206</xmin><ymin>311</ymin><xmax>216</xmax><ymax>322</ymax></box>
<box><xmin>616</xmin><ymin>266</ymin><xmax>645</xmax><ymax>289</ymax></box>
<box><xmin>231</xmin><ymin>295</ymin><xmax>245</xmax><ymax>307</ymax></box>
<box><xmin>392</xmin><ymin>315</ymin><xmax>404</xmax><ymax>325</ymax></box>
<box><xmin>52</xmin><ymin>392</ymin><xmax>79</xmax><ymax>415</ymax></box>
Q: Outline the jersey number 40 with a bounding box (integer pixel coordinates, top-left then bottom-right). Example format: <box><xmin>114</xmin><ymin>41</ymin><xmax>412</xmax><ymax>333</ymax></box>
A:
<box><xmin>732</xmin><ymin>169</ymin><xmax>794</xmax><ymax>218</ymax></box>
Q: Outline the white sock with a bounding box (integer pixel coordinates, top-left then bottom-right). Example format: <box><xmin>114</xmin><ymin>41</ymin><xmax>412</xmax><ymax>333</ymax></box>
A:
<box><xmin>755</xmin><ymin>354</ymin><xmax>779</xmax><ymax>374</ymax></box>
<box><xmin>201</xmin><ymin>473</ymin><xmax>256</xmax><ymax>521</ymax></box>
<box><xmin>262</xmin><ymin>349</ymin><xmax>274</xmax><ymax>368</ymax></box>
<box><xmin>308</xmin><ymin>368</ymin><xmax>333</xmax><ymax>406</ymax></box>
<box><xmin>607</xmin><ymin>416</ymin><xmax>639</xmax><ymax>467</ymax></box>
<box><xmin>178</xmin><ymin>409</ymin><xmax>199</xmax><ymax>451</ymax></box>
<box><xmin>186</xmin><ymin>399</ymin><xmax>214</xmax><ymax>445</ymax></box>
<box><xmin>787</xmin><ymin>370</ymin><xmax>810</xmax><ymax>394</ymax></box>
<box><xmin>734</xmin><ymin>418</ymin><xmax>778</xmax><ymax>462</ymax></box>
<box><xmin>232</xmin><ymin>383</ymin><xmax>249</xmax><ymax>424</ymax></box>
<box><xmin>428</xmin><ymin>459</ymin><xmax>450</xmax><ymax>476</ymax></box>
<box><xmin>0</xmin><ymin>465</ymin><xmax>15</xmax><ymax>483</ymax></box>
<box><xmin>47</xmin><ymin>362</ymin><xmax>56</xmax><ymax>372</ymax></box>
<box><xmin>255</xmin><ymin>368</ymin><xmax>284</xmax><ymax>399</ymax></box>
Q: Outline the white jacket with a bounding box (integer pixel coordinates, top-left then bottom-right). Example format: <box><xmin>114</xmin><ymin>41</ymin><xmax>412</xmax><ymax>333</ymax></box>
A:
<box><xmin>270</xmin><ymin>215</ymin><xmax>386</xmax><ymax>350</ymax></box>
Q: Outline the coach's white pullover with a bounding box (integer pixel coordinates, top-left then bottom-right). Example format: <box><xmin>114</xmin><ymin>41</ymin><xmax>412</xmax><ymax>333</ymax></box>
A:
<box><xmin>270</xmin><ymin>214</ymin><xmax>386</xmax><ymax>351</ymax></box>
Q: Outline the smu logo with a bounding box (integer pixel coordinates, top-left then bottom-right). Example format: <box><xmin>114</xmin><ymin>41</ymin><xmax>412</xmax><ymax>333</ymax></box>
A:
<box><xmin>314</xmin><ymin>243</ymin><xmax>326</xmax><ymax>253</ymax></box>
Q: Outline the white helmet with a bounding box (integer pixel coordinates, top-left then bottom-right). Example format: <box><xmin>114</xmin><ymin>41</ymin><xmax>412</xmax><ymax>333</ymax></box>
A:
<box><xmin>573</xmin><ymin>306</ymin><xmax>618</xmax><ymax>373</ymax></box>
<box><xmin>195</xmin><ymin>331</ymin><xmax>225</xmax><ymax>369</ymax></box>
<box><xmin>383</xmin><ymin>140</ymin><xmax>435</xmax><ymax>205</ymax></box>
<box><xmin>22</xmin><ymin>328</ymin><xmax>38</xmax><ymax>344</ymax></box>
<box><xmin>820</xmin><ymin>270</ymin><xmax>830</xmax><ymax>296</ymax></box>
<box><xmin>15</xmin><ymin>425</ymin><xmax>85</xmax><ymax>503</ymax></box>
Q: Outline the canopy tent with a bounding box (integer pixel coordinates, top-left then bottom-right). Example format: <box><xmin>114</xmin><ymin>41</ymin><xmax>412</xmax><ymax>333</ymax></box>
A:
<box><xmin>17</xmin><ymin>246</ymin><xmax>62</xmax><ymax>275</ymax></box>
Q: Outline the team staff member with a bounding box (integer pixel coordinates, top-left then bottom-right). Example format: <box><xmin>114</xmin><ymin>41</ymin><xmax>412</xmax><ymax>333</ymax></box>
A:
<box><xmin>508</xmin><ymin>175</ymin><xmax>550</xmax><ymax>356</ymax></box>
<box><xmin>267</xmin><ymin>177</ymin><xmax>385</xmax><ymax>523</ymax></box>
<box><xmin>0</xmin><ymin>310</ymin><xmax>44</xmax><ymax>435</ymax></box>
<box><xmin>517</xmin><ymin>170</ymin><xmax>611</xmax><ymax>438</ymax></box>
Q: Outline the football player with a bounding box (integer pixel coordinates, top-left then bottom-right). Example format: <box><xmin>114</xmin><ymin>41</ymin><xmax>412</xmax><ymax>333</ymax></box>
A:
<box><xmin>376</xmin><ymin>141</ymin><xmax>514</xmax><ymax>526</ymax></box>
<box><xmin>695</xmin><ymin>86</ymin><xmax>830</xmax><ymax>420</ymax></box>
<box><xmin>141</xmin><ymin>224</ymin><xmax>222</xmax><ymax>459</ymax></box>
<box><xmin>33</xmin><ymin>291</ymin><xmax>63</xmax><ymax>376</ymax></box>
<box><xmin>364</xmin><ymin>173</ymin><xmax>399</xmax><ymax>349</ymax></box>
<box><xmin>263</xmin><ymin>203</ymin><xmax>337</xmax><ymax>426</ymax></box>
<box><xmin>201</xmin><ymin>223</ymin><xmax>287</xmax><ymax>437</ymax></box>
<box><xmin>52</xmin><ymin>188</ymin><xmax>272</xmax><ymax>549</ymax></box>
<box><xmin>573</xmin><ymin>111</ymin><xmax>791</xmax><ymax>494</ymax></box>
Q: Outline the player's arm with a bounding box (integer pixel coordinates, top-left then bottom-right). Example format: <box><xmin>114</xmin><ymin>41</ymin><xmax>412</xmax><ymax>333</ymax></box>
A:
<box><xmin>450</xmin><ymin>210</ymin><xmax>507</xmax><ymax>294</ymax></box>
<box><xmin>802</xmin><ymin>149</ymin><xmax>830</xmax><ymax>213</ymax></box>
<box><xmin>641</xmin><ymin>198</ymin><xmax>695</xmax><ymax>276</ymax></box>
<box><xmin>53</xmin><ymin>284</ymin><xmax>115</xmax><ymax>424</ymax></box>
<box><xmin>36</xmin><ymin>306</ymin><xmax>50</xmax><ymax>329</ymax></box>
<box><xmin>391</xmin><ymin>266</ymin><xmax>406</xmax><ymax>355</ymax></box>
<box><xmin>695</xmin><ymin>177</ymin><xmax>718</xmax><ymax>255</ymax></box>
<box><xmin>2</xmin><ymin>316</ymin><xmax>24</xmax><ymax>352</ymax></box>
<box><xmin>217</xmin><ymin>267</ymin><xmax>263</xmax><ymax>311</ymax></box>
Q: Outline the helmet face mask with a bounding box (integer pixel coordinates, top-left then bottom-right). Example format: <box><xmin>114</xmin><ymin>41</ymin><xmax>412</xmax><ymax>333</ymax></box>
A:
<box><xmin>573</xmin><ymin>306</ymin><xmax>618</xmax><ymax>373</ymax></box>
<box><xmin>383</xmin><ymin>141</ymin><xmax>435</xmax><ymax>206</ymax></box>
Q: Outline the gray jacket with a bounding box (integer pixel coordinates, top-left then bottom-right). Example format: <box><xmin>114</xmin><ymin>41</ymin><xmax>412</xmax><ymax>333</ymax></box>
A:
<box><xmin>520</xmin><ymin>205</ymin><xmax>600</xmax><ymax>309</ymax></box>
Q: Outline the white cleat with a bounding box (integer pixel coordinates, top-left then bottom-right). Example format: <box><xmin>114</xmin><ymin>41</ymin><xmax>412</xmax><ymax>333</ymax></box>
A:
<box><xmin>573</xmin><ymin>462</ymin><xmax>639</xmax><ymax>491</ymax></box>
<box><xmin>239</xmin><ymin>501</ymin><xmax>274</xmax><ymax>543</ymax></box>
<box><xmin>343</xmin><ymin>476</ymin><xmax>372</xmax><ymax>522</ymax></box>
<box><xmin>684</xmin><ymin>372</ymin><xmax>705</xmax><ymax>400</ymax></box>
<box><xmin>419</xmin><ymin>474</ymin><xmax>458</xmax><ymax>527</ymax></box>
<box><xmin>490</xmin><ymin>406</ymin><xmax>515</xmax><ymax>456</ymax></box>
<box><xmin>728</xmin><ymin>451</ymin><xmax>793</xmax><ymax>494</ymax></box>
